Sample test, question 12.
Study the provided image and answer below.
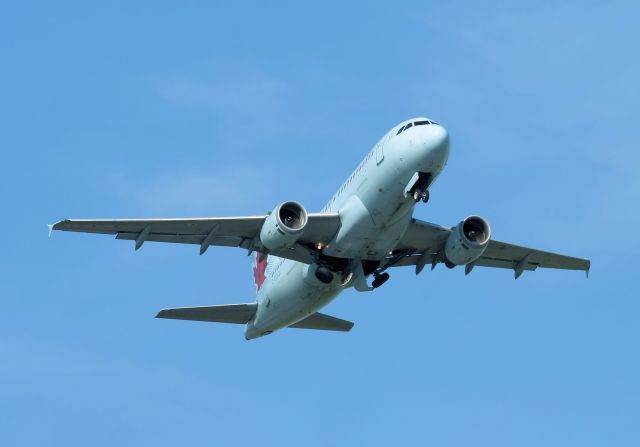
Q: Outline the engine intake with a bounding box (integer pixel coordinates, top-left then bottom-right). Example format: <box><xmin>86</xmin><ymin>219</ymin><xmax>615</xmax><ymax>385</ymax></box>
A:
<box><xmin>444</xmin><ymin>215</ymin><xmax>491</xmax><ymax>266</ymax></box>
<box><xmin>260</xmin><ymin>201</ymin><xmax>308</xmax><ymax>251</ymax></box>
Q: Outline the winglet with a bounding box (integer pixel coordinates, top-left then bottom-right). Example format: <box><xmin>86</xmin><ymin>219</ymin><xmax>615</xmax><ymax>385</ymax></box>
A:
<box><xmin>47</xmin><ymin>224</ymin><xmax>54</xmax><ymax>237</ymax></box>
<box><xmin>586</xmin><ymin>261</ymin><xmax>591</xmax><ymax>279</ymax></box>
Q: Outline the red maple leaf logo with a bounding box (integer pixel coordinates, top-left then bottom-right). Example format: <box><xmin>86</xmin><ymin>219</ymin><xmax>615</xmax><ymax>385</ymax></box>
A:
<box><xmin>253</xmin><ymin>253</ymin><xmax>268</xmax><ymax>290</ymax></box>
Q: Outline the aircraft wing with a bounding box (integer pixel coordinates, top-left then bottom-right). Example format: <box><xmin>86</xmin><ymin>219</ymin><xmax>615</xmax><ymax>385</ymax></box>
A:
<box><xmin>51</xmin><ymin>214</ymin><xmax>341</xmax><ymax>264</ymax></box>
<box><xmin>392</xmin><ymin>218</ymin><xmax>590</xmax><ymax>278</ymax></box>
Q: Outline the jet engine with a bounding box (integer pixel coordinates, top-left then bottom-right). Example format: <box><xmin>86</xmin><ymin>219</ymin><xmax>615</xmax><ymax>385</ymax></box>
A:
<box><xmin>260</xmin><ymin>201</ymin><xmax>308</xmax><ymax>251</ymax></box>
<box><xmin>444</xmin><ymin>216</ymin><xmax>491</xmax><ymax>267</ymax></box>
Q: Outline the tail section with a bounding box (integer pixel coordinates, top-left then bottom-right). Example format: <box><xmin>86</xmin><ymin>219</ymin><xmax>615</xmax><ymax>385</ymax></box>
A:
<box><xmin>156</xmin><ymin>303</ymin><xmax>257</xmax><ymax>324</ymax></box>
<box><xmin>289</xmin><ymin>312</ymin><xmax>354</xmax><ymax>332</ymax></box>
<box><xmin>156</xmin><ymin>304</ymin><xmax>354</xmax><ymax>334</ymax></box>
<box><xmin>252</xmin><ymin>252</ymin><xmax>269</xmax><ymax>294</ymax></box>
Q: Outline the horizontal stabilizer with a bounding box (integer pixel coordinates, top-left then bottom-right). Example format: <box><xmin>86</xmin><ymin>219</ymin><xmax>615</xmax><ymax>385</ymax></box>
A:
<box><xmin>289</xmin><ymin>312</ymin><xmax>354</xmax><ymax>332</ymax></box>
<box><xmin>156</xmin><ymin>303</ymin><xmax>257</xmax><ymax>324</ymax></box>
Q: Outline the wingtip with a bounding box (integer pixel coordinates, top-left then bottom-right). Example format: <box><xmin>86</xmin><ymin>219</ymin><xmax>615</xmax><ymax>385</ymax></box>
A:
<box><xmin>48</xmin><ymin>219</ymin><xmax>69</xmax><ymax>235</ymax></box>
<box><xmin>585</xmin><ymin>260</ymin><xmax>591</xmax><ymax>279</ymax></box>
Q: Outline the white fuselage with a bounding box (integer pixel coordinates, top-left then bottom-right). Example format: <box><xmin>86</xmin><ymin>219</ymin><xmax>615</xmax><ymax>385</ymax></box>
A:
<box><xmin>244</xmin><ymin>118</ymin><xmax>450</xmax><ymax>339</ymax></box>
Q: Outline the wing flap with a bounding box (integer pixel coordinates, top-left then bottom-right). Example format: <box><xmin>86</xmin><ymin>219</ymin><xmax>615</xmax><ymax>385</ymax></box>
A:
<box><xmin>474</xmin><ymin>256</ymin><xmax>538</xmax><ymax>271</ymax></box>
<box><xmin>156</xmin><ymin>303</ymin><xmax>257</xmax><ymax>324</ymax></box>
<box><xmin>115</xmin><ymin>232</ymin><xmax>245</xmax><ymax>247</ymax></box>
<box><xmin>482</xmin><ymin>239</ymin><xmax>590</xmax><ymax>271</ymax></box>
<box><xmin>289</xmin><ymin>312</ymin><xmax>354</xmax><ymax>332</ymax></box>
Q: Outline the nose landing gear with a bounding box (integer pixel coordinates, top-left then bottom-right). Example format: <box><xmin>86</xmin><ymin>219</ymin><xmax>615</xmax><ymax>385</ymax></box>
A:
<box><xmin>413</xmin><ymin>189</ymin><xmax>430</xmax><ymax>203</ymax></box>
<box><xmin>410</xmin><ymin>172</ymin><xmax>432</xmax><ymax>203</ymax></box>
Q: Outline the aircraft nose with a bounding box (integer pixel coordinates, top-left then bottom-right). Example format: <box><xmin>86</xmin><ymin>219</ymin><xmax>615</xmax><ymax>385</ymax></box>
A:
<box><xmin>427</xmin><ymin>124</ymin><xmax>449</xmax><ymax>157</ymax></box>
<box><xmin>420</xmin><ymin>123</ymin><xmax>449</xmax><ymax>168</ymax></box>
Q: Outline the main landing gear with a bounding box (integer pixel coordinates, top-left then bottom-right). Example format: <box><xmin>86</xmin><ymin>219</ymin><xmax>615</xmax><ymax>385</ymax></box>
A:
<box><xmin>314</xmin><ymin>266</ymin><xmax>334</xmax><ymax>284</ymax></box>
<box><xmin>371</xmin><ymin>272</ymin><xmax>390</xmax><ymax>288</ymax></box>
<box><xmin>367</xmin><ymin>248</ymin><xmax>415</xmax><ymax>290</ymax></box>
<box><xmin>314</xmin><ymin>262</ymin><xmax>390</xmax><ymax>289</ymax></box>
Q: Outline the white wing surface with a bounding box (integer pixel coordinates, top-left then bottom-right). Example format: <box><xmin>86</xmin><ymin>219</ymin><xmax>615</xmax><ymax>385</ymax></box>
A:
<box><xmin>392</xmin><ymin>218</ymin><xmax>590</xmax><ymax>278</ymax></box>
<box><xmin>52</xmin><ymin>213</ymin><xmax>341</xmax><ymax>264</ymax></box>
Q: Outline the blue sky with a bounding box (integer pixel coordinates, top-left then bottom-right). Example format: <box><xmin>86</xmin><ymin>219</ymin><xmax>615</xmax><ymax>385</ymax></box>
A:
<box><xmin>1</xmin><ymin>1</ymin><xmax>639</xmax><ymax>445</ymax></box>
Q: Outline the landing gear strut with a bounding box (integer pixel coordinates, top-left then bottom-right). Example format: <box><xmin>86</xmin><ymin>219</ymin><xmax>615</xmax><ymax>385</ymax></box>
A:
<box><xmin>367</xmin><ymin>249</ymin><xmax>416</xmax><ymax>290</ymax></box>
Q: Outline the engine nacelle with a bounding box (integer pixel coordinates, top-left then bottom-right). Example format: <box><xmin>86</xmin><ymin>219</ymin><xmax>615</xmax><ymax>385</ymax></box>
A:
<box><xmin>444</xmin><ymin>215</ymin><xmax>491</xmax><ymax>266</ymax></box>
<box><xmin>260</xmin><ymin>201</ymin><xmax>308</xmax><ymax>251</ymax></box>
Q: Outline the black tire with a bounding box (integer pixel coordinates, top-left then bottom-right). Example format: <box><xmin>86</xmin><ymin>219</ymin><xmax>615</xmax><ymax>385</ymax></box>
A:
<box><xmin>413</xmin><ymin>190</ymin><xmax>421</xmax><ymax>202</ymax></box>
<box><xmin>315</xmin><ymin>266</ymin><xmax>334</xmax><ymax>284</ymax></box>
<box><xmin>372</xmin><ymin>272</ymin><xmax>390</xmax><ymax>288</ymax></box>
<box><xmin>421</xmin><ymin>190</ymin><xmax>430</xmax><ymax>203</ymax></box>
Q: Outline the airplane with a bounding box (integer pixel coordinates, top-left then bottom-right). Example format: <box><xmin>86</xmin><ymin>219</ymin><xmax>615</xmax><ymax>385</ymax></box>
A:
<box><xmin>51</xmin><ymin>117</ymin><xmax>590</xmax><ymax>340</ymax></box>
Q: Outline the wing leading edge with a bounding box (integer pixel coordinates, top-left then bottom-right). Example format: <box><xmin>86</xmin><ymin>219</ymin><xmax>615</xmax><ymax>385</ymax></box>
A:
<box><xmin>51</xmin><ymin>213</ymin><xmax>341</xmax><ymax>264</ymax></box>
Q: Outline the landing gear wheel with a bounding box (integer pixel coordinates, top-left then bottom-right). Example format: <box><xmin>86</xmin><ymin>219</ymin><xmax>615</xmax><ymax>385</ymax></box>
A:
<box><xmin>372</xmin><ymin>272</ymin><xmax>390</xmax><ymax>289</ymax></box>
<box><xmin>314</xmin><ymin>266</ymin><xmax>334</xmax><ymax>284</ymax></box>
<box><xmin>414</xmin><ymin>188</ymin><xmax>430</xmax><ymax>203</ymax></box>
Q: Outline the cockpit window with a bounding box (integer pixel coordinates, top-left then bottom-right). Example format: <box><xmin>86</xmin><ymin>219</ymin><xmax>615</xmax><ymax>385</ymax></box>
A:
<box><xmin>398</xmin><ymin>121</ymin><xmax>432</xmax><ymax>136</ymax></box>
<box><xmin>397</xmin><ymin>123</ymin><xmax>411</xmax><ymax>135</ymax></box>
